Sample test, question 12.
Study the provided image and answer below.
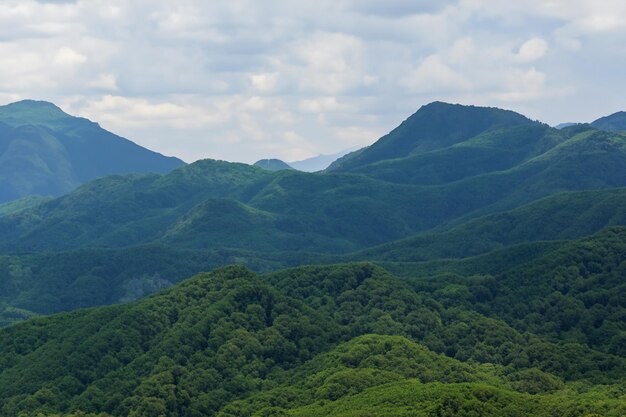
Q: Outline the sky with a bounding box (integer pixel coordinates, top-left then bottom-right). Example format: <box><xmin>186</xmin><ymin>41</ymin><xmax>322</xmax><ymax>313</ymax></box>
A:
<box><xmin>0</xmin><ymin>0</ymin><xmax>625</xmax><ymax>163</ymax></box>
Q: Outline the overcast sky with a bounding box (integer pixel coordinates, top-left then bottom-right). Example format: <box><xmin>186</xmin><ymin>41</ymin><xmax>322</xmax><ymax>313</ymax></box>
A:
<box><xmin>0</xmin><ymin>0</ymin><xmax>625</xmax><ymax>163</ymax></box>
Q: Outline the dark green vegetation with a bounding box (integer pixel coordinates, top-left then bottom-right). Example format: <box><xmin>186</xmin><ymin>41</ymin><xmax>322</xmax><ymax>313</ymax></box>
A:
<box><xmin>253</xmin><ymin>159</ymin><xmax>294</xmax><ymax>171</ymax></box>
<box><xmin>1</xmin><ymin>101</ymin><xmax>625</xmax><ymax>415</ymax></box>
<box><xmin>592</xmin><ymin>111</ymin><xmax>626</xmax><ymax>132</ymax></box>
<box><xmin>0</xmin><ymin>100</ymin><xmax>184</xmax><ymax>203</ymax></box>
<box><xmin>1</xmin><ymin>102</ymin><xmax>626</xmax><ymax>321</ymax></box>
<box><xmin>2</xmin><ymin>119</ymin><xmax>626</xmax><ymax>254</ymax></box>
<box><xmin>0</xmin><ymin>263</ymin><xmax>624</xmax><ymax>416</ymax></box>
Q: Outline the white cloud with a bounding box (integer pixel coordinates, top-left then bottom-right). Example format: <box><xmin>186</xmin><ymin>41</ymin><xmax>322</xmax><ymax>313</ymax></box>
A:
<box><xmin>0</xmin><ymin>0</ymin><xmax>624</xmax><ymax>162</ymax></box>
<box><xmin>514</xmin><ymin>38</ymin><xmax>548</xmax><ymax>62</ymax></box>
<box><xmin>496</xmin><ymin>67</ymin><xmax>547</xmax><ymax>102</ymax></box>
<box><xmin>77</xmin><ymin>95</ymin><xmax>231</xmax><ymax>129</ymax></box>
<box><xmin>299</xmin><ymin>97</ymin><xmax>351</xmax><ymax>113</ymax></box>
<box><xmin>88</xmin><ymin>73</ymin><xmax>118</xmax><ymax>91</ymax></box>
<box><xmin>403</xmin><ymin>55</ymin><xmax>472</xmax><ymax>93</ymax></box>
<box><xmin>249</xmin><ymin>73</ymin><xmax>279</xmax><ymax>92</ymax></box>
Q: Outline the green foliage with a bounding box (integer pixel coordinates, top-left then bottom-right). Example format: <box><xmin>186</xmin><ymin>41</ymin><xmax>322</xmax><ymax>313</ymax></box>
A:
<box><xmin>253</xmin><ymin>159</ymin><xmax>294</xmax><ymax>171</ymax></box>
<box><xmin>2</xmin><ymin>263</ymin><xmax>623</xmax><ymax>416</ymax></box>
<box><xmin>356</xmin><ymin>188</ymin><xmax>626</xmax><ymax>263</ymax></box>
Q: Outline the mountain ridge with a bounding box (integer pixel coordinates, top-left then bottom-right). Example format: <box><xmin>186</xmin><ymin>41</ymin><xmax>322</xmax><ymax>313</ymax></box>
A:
<box><xmin>0</xmin><ymin>99</ymin><xmax>185</xmax><ymax>203</ymax></box>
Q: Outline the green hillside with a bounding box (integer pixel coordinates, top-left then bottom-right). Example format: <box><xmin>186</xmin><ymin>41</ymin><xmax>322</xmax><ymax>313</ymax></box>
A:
<box><xmin>592</xmin><ymin>111</ymin><xmax>626</xmax><ymax>132</ymax></box>
<box><xmin>2</xmin><ymin>122</ymin><xmax>626</xmax><ymax>254</ymax></box>
<box><xmin>327</xmin><ymin>102</ymin><xmax>537</xmax><ymax>172</ymax></box>
<box><xmin>0</xmin><ymin>100</ymin><xmax>184</xmax><ymax>203</ymax></box>
<box><xmin>0</xmin><ymin>103</ymin><xmax>625</xmax><ymax>336</ymax></box>
<box><xmin>253</xmin><ymin>158</ymin><xmax>294</xmax><ymax>171</ymax></box>
<box><xmin>0</xmin><ymin>263</ymin><xmax>623</xmax><ymax>416</ymax></box>
<box><xmin>355</xmin><ymin>188</ymin><xmax>626</xmax><ymax>262</ymax></box>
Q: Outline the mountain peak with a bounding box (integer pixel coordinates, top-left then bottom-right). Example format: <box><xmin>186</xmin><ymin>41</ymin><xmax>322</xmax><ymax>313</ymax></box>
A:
<box><xmin>0</xmin><ymin>99</ymin><xmax>73</xmax><ymax>128</ymax></box>
<box><xmin>591</xmin><ymin>111</ymin><xmax>626</xmax><ymax>132</ymax></box>
<box><xmin>254</xmin><ymin>158</ymin><xmax>294</xmax><ymax>171</ymax></box>
<box><xmin>327</xmin><ymin>102</ymin><xmax>537</xmax><ymax>172</ymax></box>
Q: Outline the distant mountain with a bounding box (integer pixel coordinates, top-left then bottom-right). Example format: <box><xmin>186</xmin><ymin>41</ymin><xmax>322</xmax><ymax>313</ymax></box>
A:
<box><xmin>554</xmin><ymin>122</ymin><xmax>578</xmax><ymax>129</ymax></box>
<box><xmin>1</xmin><ymin>105</ymin><xmax>626</xmax><ymax>255</ymax></box>
<box><xmin>0</xmin><ymin>100</ymin><xmax>184</xmax><ymax>203</ymax></box>
<box><xmin>253</xmin><ymin>158</ymin><xmax>293</xmax><ymax>171</ymax></box>
<box><xmin>289</xmin><ymin>148</ymin><xmax>355</xmax><ymax>172</ymax></box>
<box><xmin>326</xmin><ymin>101</ymin><xmax>536</xmax><ymax>172</ymax></box>
<box><xmin>591</xmin><ymin>111</ymin><xmax>626</xmax><ymax>132</ymax></box>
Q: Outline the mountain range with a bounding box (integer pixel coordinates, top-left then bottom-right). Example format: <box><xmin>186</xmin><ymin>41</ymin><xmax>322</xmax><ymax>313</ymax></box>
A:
<box><xmin>0</xmin><ymin>100</ymin><xmax>624</xmax><ymax>416</ymax></box>
<box><xmin>0</xmin><ymin>100</ymin><xmax>184</xmax><ymax>204</ymax></box>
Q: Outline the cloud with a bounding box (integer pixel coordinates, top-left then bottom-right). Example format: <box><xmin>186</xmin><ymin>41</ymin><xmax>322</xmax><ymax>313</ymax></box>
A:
<box><xmin>514</xmin><ymin>38</ymin><xmax>548</xmax><ymax>62</ymax></box>
<box><xmin>249</xmin><ymin>73</ymin><xmax>279</xmax><ymax>92</ymax></box>
<box><xmin>0</xmin><ymin>0</ymin><xmax>624</xmax><ymax>162</ymax></box>
<box><xmin>88</xmin><ymin>73</ymin><xmax>118</xmax><ymax>91</ymax></box>
<box><xmin>403</xmin><ymin>55</ymin><xmax>472</xmax><ymax>93</ymax></box>
<box><xmin>53</xmin><ymin>46</ymin><xmax>87</xmax><ymax>68</ymax></box>
<box><xmin>299</xmin><ymin>97</ymin><xmax>351</xmax><ymax>113</ymax></box>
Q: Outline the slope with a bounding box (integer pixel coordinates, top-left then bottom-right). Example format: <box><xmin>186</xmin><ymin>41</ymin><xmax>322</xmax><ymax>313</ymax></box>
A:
<box><xmin>0</xmin><ymin>100</ymin><xmax>184</xmax><ymax>203</ymax></box>
<box><xmin>592</xmin><ymin>111</ymin><xmax>626</xmax><ymax>132</ymax></box>
<box><xmin>4</xmin><ymin>123</ymin><xmax>625</xmax><ymax>255</ymax></box>
<box><xmin>0</xmin><ymin>263</ymin><xmax>623</xmax><ymax>416</ymax></box>
<box><xmin>327</xmin><ymin>101</ymin><xmax>537</xmax><ymax>172</ymax></box>
<box><xmin>354</xmin><ymin>187</ymin><xmax>626</xmax><ymax>262</ymax></box>
<box><xmin>253</xmin><ymin>158</ymin><xmax>294</xmax><ymax>171</ymax></box>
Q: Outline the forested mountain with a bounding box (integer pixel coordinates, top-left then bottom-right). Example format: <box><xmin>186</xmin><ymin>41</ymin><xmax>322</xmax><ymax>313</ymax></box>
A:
<box><xmin>1</xmin><ymin>120</ymin><xmax>625</xmax><ymax>253</ymax></box>
<box><xmin>253</xmin><ymin>159</ymin><xmax>293</xmax><ymax>171</ymax></box>
<box><xmin>592</xmin><ymin>111</ymin><xmax>626</xmax><ymax>132</ymax></box>
<box><xmin>0</xmin><ymin>263</ymin><xmax>624</xmax><ymax>417</ymax></box>
<box><xmin>0</xmin><ymin>101</ymin><xmax>625</xmax><ymax>416</ymax></box>
<box><xmin>0</xmin><ymin>103</ymin><xmax>625</xmax><ymax>326</ymax></box>
<box><xmin>354</xmin><ymin>187</ymin><xmax>626</xmax><ymax>262</ymax></box>
<box><xmin>0</xmin><ymin>100</ymin><xmax>184</xmax><ymax>203</ymax></box>
<box><xmin>326</xmin><ymin>102</ymin><xmax>537</xmax><ymax>172</ymax></box>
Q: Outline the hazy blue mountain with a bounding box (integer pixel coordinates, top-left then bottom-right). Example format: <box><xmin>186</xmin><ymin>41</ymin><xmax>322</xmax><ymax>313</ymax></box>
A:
<box><xmin>253</xmin><ymin>158</ymin><xmax>294</xmax><ymax>171</ymax></box>
<box><xmin>591</xmin><ymin>111</ymin><xmax>626</xmax><ymax>132</ymax></box>
<box><xmin>289</xmin><ymin>148</ymin><xmax>355</xmax><ymax>172</ymax></box>
<box><xmin>0</xmin><ymin>100</ymin><xmax>184</xmax><ymax>203</ymax></box>
<box><xmin>554</xmin><ymin>122</ymin><xmax>578</xmax><ymax>129</ymax></box>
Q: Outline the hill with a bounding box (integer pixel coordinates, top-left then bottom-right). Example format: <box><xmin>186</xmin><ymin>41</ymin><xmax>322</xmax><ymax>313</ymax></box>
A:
<box><xmin>253</xmin><ymin>158</ymin><xmax>294</xmax><ymax>171</ymax></box>
<box><xmin>289</xmin><ymin>148</ymin><xmax>354</xmax><ymax>172</ymax></box>
<box><xmin>354</xmin><ymin>188</ymin><xmax>626</xmax><ymax>262</ymax></box>
<box><xmin>326</xmin><ymin>102</ymin><xmax>537</xmax><ymax>172</ymax></box>
<box><xmin>0</xmin><ymin>263</ymin><xmax>623</xmax><ymax>416</ymax></box>
<box><xmin>592</xmin><ymin>111</ymin><xmax>626</xmax><ymax>132</ymax></box>
<box><xmin>2</xmin><ymin>123</ymin><xmax>626</xmax><ymax>254</ymax></box>
<box><xmin>0</xmin><ymin>100</ymin><xmax>184</xmax><ymax>203</ymax></box>
<box><xmin>1</xmin><ymin>103</ymin><xmax>626</xmax><ymax>328</ymax></box>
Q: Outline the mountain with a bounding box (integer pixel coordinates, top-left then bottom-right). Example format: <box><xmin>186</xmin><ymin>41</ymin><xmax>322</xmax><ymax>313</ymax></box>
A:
<box><xmin>0</xmin><ymin>100</ymin><xmax>184</xmax><ymax>203</ymax></box>
<box><xmin>289</xmin><ymin>148</ymin><xmax>355</xmax><ymax>172</ymax></box>
<box><xmin>2</xmin><ymin>189</ymin><xmax>626</xmax><ymax>326</ymax></box>
<box><xmin>326</xmin><ymin>101</ymin><xmax>537</xmax><ymax>172</ymax></box>
<box><xmin>554</xmin><ymin>122</ymin><xmax>578</xmax><ymax>129</ymax></box>
<box><xmin>0</xmin><ymin>262</ymin><xmax>623</xmax><ymax>416</ymax></box>
<box><xmin>2</xmin><ymin>121</ymin><xmax>626</xmax><ymax>254</ymax></box>
<box><xmin>353</xmin><ymin>187</ymin><xmax>626</xmax><ymax>263</ymax></box>
<box><xmin>591</xmin><ymin>111</ymin><xmax>626</xmax><ymax>132</ymax></box>
<box><xmin>253</xmin><ymin>158</ymin><xmax>294</xmax><ymax>171</ymax></box>
<box><xmin>1</xmin><ymin>102</ymin><xmax>626</xmax><ymax>326</ymax></box>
